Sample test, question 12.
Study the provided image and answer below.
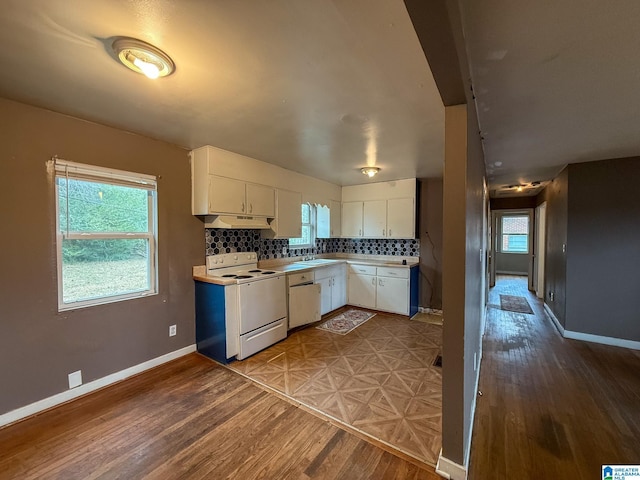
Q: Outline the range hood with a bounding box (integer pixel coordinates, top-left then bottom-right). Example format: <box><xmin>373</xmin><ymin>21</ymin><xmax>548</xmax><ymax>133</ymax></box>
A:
<box><xmin>204</xmin><ymin>215</ymin><xmax>272</xmax><ymax>229</ymax></box>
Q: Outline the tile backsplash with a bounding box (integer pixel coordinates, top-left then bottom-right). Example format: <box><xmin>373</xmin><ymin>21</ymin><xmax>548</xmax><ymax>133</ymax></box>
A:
<box><xmin>205</xmin><ymin>229</ymin><xmax>419</xmax><ymax>259</ymax></box>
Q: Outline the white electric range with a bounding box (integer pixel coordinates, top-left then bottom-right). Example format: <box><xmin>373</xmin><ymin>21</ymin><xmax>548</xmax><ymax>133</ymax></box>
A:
<box><xmin>205</xmin><ymin>252</ymin><xmax>287</xmax><ymax>360</ymax></box>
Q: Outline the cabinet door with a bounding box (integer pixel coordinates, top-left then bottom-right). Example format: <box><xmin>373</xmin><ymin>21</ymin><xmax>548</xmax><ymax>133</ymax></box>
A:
<box><xmin>275</xmin><ymin>189</ymin><xmax>302</xmax><ymax>238</ymax></box>
<box><xmin>209</xmin><ymin>176</ymin><xmax>246</xmax><ymax>214</ymax></box>
<box><xmin>246</xmin><ymin>183</ymin><xmax>275</xmax><ymax>217</ymax></box>
<box><xmin>317</xmin><ymin>277</ymin><xmax>333</xmax><ymax>315</ymax></box>
<box><xmin>347</xmin><ymin>274</ymin><xmax>376</xmax><ymax>309</ymax></box>
<box><xmin>341</xmin><ymin>201</ymin><xmax>363</xmax><ymax>237</ymax></box>
<box><xmin>376</xmin><ymin>277</ymin><xmax>409</xmax><ymax>315</ymax></box>
<box><xmin>330</xmin><ymin>200</ymin><xmax>342</xmax><ymax>238</ymax></box>
<box><xmin>363</xmin><ymin>200</ymin><xmax>387</xmax><ymax>238</ymax></box>
<box><xmin>387</xmin><ymin>198</ymin><xmax>415</xmax><ymax>238</ymax></box>
<box><xmin>331</xmin><ymin>265</ymin><xmax>347</xmax><ymax>310</ymax></box>
<box><xmin>316</xmin><ymin>204</ymin><xmax>330</xmax><ymax>238</ymax></box>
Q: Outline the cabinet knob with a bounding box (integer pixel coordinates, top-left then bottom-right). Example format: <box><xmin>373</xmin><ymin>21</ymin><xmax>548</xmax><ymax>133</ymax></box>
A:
<box><xmin>241</xmin><ymin>202</ymin><xmax>245</xmax><ymax>212</ymax></box>
<box><xmin>371</xmin><ymin>277</ymin><xmax>375</xmax><ymax>285</ymax></box>
<box><xmin>249</xmin><ymin>203</ymin><xmax>253</xmax><ymax>213</ymax></box>
<box><xmin>389</xmin><ymin>229</ymin><xmax>392</xmax><ymax>236</ymax></box>
<box><xmin>359</xmin><ymin>229</ymin><xmax>362</xmax><ymax>236</ymax></box>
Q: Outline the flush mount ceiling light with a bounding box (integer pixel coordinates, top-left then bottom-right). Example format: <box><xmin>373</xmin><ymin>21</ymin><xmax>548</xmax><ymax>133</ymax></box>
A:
<box><xmin>361</xmin><ymin>167</ymin><xmax>380</xmax><ymax>178</ymax></box>
<box><xmin>112</xmin><ymin>37</ymin><xmax>175</xmax><ymax>79</ymax></box>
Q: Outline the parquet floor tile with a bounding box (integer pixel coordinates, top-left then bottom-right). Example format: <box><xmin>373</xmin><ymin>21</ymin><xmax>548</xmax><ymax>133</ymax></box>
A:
<box><xmin>228</xmin><ymin>310</ymin><xmax>443</xmax><ymax>466</ymax></box>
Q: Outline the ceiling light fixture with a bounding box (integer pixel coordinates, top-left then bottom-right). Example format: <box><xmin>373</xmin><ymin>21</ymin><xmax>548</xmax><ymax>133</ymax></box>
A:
<box><xmin>112</xmin><ymin>37</ymin><xmax>175</xmax><ymax>79</ymax></box>
<box><xmin>361</xmin><ymin>167</ymin><xmax>380</xmax><ymax>178</ymax></box>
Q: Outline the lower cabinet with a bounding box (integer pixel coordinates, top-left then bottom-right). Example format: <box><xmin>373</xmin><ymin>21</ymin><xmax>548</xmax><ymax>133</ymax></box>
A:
<box><xmin>316</xmin><ymin>264</ymin><xmax>347</xmax><ymax>315</ymax></box>
<box><xmin>347</xmin><ymin>264</ymin><xmax>413</xmax><ymax>316</ymax></box>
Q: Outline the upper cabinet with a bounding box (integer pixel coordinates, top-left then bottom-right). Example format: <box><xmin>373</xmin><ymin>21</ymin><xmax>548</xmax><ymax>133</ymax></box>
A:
<box><xmin>317</xmin><ymin>200</ymin><xmax>342</xmax><ymax>238</ymax></box>
<box><xmin>264</xmin><ymin>189</ymin><xmax>302</xmax><ymax>239</ymax></box>
<box><xmin>341</xmin><ymin>179</ymin><xmax>417</xmax><ymax>239</ymax></box>
<box><xmin>208</xmin><ymin>176</ymin><xmax>274</xmax><ymax>217</ymax></box>
<box><xmin>190</xmin><ymin>146</ymin><xmax>341</xmax><ymax>220</ymax></box>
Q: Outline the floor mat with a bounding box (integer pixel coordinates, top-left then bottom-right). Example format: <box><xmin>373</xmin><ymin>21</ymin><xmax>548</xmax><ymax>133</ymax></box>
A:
<box><xmin>499</xmin><ymin>294</ymin><xmax>534</xmax><ymax>314</ymax></box>
<box><xmin>316</xmin><ymin>309</ymin><xmax>375</xmax><ymax>335</ymax></box>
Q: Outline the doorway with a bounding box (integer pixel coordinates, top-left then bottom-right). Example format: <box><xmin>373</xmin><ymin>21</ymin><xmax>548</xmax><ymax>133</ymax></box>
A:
<box><xmin>533</xmin><ymin>202</ymin><xmax>547</xmax><ymax>298</ymax></box>
<box><xmin>490</xmin><ymin>209</ymin><xmax>534</xmax><ymax>290</ymax></box>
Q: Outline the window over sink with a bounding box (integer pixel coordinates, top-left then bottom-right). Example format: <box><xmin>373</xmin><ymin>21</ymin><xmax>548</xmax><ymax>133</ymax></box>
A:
<box><xmin>54</xmin><ymin>159</ymin><xmax>158</xmax><ymax>310</ymax></box>
<box><xmin>289</xmin><ymin>203</ymin><xmax>315</xmax><ymax>249</ymax></box>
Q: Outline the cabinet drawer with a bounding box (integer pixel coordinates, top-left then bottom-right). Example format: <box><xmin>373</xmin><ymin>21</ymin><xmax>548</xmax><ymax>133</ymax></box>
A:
<box><xmin>349</xmin><ymin>264</ymin><xmax>376</xmax><ymax>275</ymax></box>
<box><xmin>376</xmin><ymin>267</ymin><xmax>409</xmax><ymax>279</ymax></box>
<box><xmin>288</xmin><ymin>271</ymin><xmax>315</xmax><ymax>286</ymax></box>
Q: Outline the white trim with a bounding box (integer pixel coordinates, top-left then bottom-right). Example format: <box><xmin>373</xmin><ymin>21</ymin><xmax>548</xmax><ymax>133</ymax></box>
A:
<box><xmin>544</xmin><ymin>303</ymin><xmax>565</xmax><ymax>336</ymax></box>
<box><xmin>544</xmin><ymin>304</ymin><xmax>640</xmax><ymax>351</ymax></box>
<box><xmin>0</xmin><ymin>345</ymin><xmax>196</xmax><ymax>428</ymax></box>
<box><xmin>563</xmin><ymin>330</ymin><xmax>640</xmax><ymax>351</ymax></box>
<box><xmin>496</xmin><ymin>270</ymin><xmax>528</xmax><ymax>276</ymax></box>
<box><xmin>436</xmin><ymin>451</ymin><xmax>467</xmax><ymax>479</ymax></box>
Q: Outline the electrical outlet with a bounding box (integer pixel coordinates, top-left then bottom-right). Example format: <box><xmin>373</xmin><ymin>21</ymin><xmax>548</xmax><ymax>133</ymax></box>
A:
<box><xmin>68</xmin><ymin>370</ymin><xmax>82</xmax><ymax>389</ymax></box>
<box><xmin>169</xmin><ymin>325</ymin><xmax>177</xmax><ymax>337</ymax></box>
<box><xmin>282</xmin><ymin>246</ymin><xmax>287</xmax><ymax>255</ymax></box>
<box><xmin>549</xmin><ymin>291</ymin><xmax>555</xmax><ymax>301</ymax></box>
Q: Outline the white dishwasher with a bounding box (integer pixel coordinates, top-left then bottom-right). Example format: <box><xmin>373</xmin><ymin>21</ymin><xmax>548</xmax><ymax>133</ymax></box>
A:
<box><xmin>288</xmin><ymin>271</ymin><xmax>321</xmax><ymax>329</ymax></box>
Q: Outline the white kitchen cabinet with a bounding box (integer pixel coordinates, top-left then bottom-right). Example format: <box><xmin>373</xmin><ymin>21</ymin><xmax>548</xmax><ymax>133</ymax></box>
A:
<box><xmin>316</xmin><ymin>264</ymin><xmax>347</xmax><ymax>315</ymax></box>
<box><xmin>341</xmin><ymin>201</ymin><xmax>363</xmax><ymax>237</ymax></box>
<box><xmin>207</xmin><ymin>176</ymin><xmax>275</xmax><ymax>217</ymax></box>
<box><xmin>209</xmin><ymin>176</ymin><xmax>246</xmax><ymax>215</ymax></box>
<box><xmin>347</xmin><ymin>264</ymin><xmax>410</xmax><ymax>315</ymax></box>
<box><xmin>363</xmin><ymin>200</ymin><xmax>387</xmax><ymax>238</ymax></box>
<box><xmin>376</xmin><ymin>276</ymin><xmax>409</xmax><ymax>315</ymax></box>
<box><xmin>347</xmin><ymin>270</ymin><xmax>377</xmax><ymax>309</ymax></box>
<box><xmin>246</xmin><ymin>183</ymin><xmax>275</xmax><ymax>217</ymax></box>
<box><xmin>386</xmin><ymin>197</ymin><xmax>414</xmax><ymax>238</ymax></box>
<box><xmin>330</xmin><ymin>200</ymin><xmax>342</xmax><ymax>238</ymax></box>
<box><xmin>317</xmin><ymin>200</ymin><xmax>343</xmax><ymax>238</ymax></box>
<box><xmin>264</xmin><ymin>189</ymin><xmax>302</xmax><ymax>238</ymax></box>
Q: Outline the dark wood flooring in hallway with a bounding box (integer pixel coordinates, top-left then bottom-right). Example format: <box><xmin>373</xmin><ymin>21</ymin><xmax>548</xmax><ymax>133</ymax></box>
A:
<box><xmin>468</xmin><ymin>275</ymin><xmax>640</xmax><ymax>479</ymax></box>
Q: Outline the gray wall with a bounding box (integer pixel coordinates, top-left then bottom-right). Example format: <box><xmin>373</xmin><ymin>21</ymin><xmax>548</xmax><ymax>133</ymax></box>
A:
<box><xmin>0</xmin><ymin>98</ymin><xmax>203</xmax><ymax>416</ymax></box>
<box><xmin>419</xmin><ymin>178</ymin><xmax>443</xmax><ymax>309</ymax></box>
<box><xmin>537</xmin><ymin>167</ymin><xmax>569</xmax><ymax>327</ymax></box>
<box><xmin>565</xmin><ymin>158</ymin><xmax>640</xmax><ymax>341</ymax></box>
<box><xmin>406</xmin><ymin>0</ymin><xmax>488</xmax><ymax>467</ymax></box>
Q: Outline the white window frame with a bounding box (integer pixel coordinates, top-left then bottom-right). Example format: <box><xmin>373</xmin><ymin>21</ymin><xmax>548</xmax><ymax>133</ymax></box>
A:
<box><xmin>499</xmin><ymin>214</ymin><xmax>530</xmax><ymax>255</ymax></box>
<box><xmin>289</xmin><ymin>203</ymin><xmax>315</xmax><ymax>250</ymax></box>
<box><xmin>54</xmin><ymin>159</ymin><xmax>158</xmax><ymax>311</ymax></box>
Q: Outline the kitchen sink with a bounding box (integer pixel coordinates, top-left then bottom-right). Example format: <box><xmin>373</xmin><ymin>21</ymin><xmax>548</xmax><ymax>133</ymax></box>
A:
<box><xmin>297</xmin><ymin>259</ymin><xmax>341</xmax><ymax>266</ymax></box>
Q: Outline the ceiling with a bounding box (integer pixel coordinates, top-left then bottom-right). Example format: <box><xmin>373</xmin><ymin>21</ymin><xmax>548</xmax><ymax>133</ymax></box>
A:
<box><xmin>459</xmin><ymin>0</ymin><xmax>640</xmax><ymax>193</ymax></box>
<box><xmin>0</xmin><ymin>0</ymin><xmax>444</xmax><ymax>186</ymax></box>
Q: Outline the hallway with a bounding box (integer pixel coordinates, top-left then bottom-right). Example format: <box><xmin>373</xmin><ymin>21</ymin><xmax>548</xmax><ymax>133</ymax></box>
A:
<box><xmin>468</xmin><ymin>275</ymin><xmax>640</xmax><ymax>479</ymax></box>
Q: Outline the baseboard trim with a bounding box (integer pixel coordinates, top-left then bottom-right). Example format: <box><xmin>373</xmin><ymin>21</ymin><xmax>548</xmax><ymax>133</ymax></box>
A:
<box><xmin>544</xmin><ymin>303</ymin><xmax>565</xmax><ymax>336</ymax></box>
<box><xmin>436</xmin><ymin>451</ymin><xmax>467</xmax><ymax>479</ymax></box>
<box><xmin>0</xmin><ymin>344</ymin><xmax>197</xmax><ymax>429</ymax></box>
<box><xmin>496</xmin><ymin>270</ymin><xmax>528</xmax><ymax>276</ymax></box>
<box><xmin>563</xmin><ymin>330</ymin><xmax>640</xmax><ymax>351</ymax></box>
<box><xmin>543</xmin><ymin>304</ymin><xmax>640</xmax><ymax>351</ymax></box>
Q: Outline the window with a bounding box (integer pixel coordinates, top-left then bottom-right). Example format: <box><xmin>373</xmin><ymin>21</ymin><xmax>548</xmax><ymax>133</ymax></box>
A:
<box><xmin>289</xmin><ymin>203</ymin><xmax>314</xmax><ymax>249</ymax></box>
<box><xmin>54</xmin><ymin>160</ymin><xmax>158</xmax><ymax>310</ymax></box>
<box><xmin>501</xmin><ymin>215</ymin><xmax>529</xmax><ymax>253</ymax></box>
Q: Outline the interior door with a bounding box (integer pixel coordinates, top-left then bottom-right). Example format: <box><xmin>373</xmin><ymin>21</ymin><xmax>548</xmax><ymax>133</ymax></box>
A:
<box><xmin>489</xmin><ymin>212</ymin><xmax>496</xmax><ymax>287</ymax></box>
<box><xmin>535</xmin><ymin>202</ymin><xmax>547</xmax><ymax>298</ymax></box>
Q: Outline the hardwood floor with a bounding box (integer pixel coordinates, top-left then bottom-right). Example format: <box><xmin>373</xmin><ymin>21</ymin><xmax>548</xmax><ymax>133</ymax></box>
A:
<box><xmin>468</xmin><ymin>275</ymin><xmax>640</xmax><ymax>480</ymax></box>
<box><xmin>0</xmin><ymin>354</ymin><xmax>440</xmax><ymax>480</ymax></box>
<box><xmin>228</xmin><ymin>309</ymin><xmax>443</xmax><ymax>466</ymax></box>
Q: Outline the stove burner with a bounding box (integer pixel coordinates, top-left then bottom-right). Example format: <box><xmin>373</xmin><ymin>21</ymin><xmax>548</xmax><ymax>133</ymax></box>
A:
<box><xmin>235</xmin><ymin>275</ymin><xmax>253</xmax><ymax>279</ymax></box>
<box><xmin>261</xmin><ymin>271</ymin><xmax>276</xmax><ymax>275</ymax></box>
<box><xmin>221</xmin><ymin>274</ymin><xmax>237</xmax><ymax>278</ymax></box>
<box><xmin>248</xmin><ymin>269</ymin><xmax>262</xmax><ymax>273</ymax></box>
